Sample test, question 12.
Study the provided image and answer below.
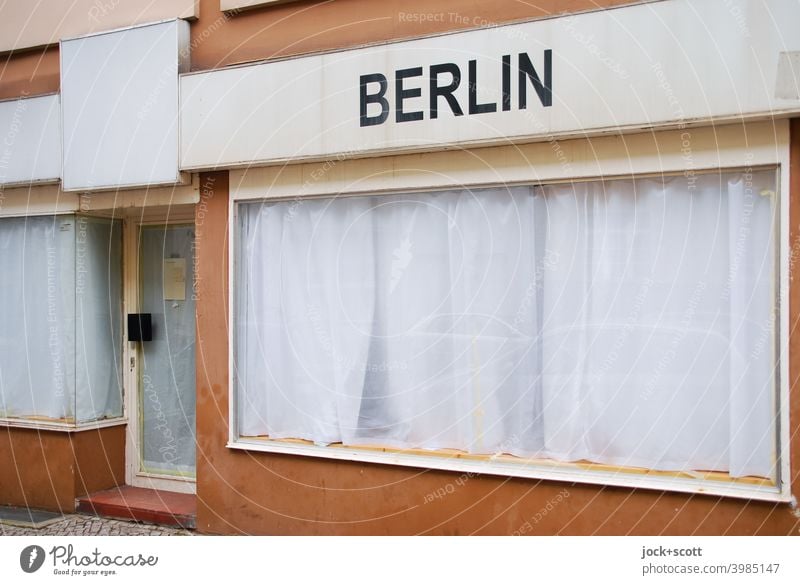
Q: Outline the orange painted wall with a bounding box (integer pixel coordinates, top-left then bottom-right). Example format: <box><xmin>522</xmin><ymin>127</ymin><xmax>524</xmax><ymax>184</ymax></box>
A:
<box><xmin>789</xmin><ymin>118</ymin><xmax>800</xmax><ymax>509</ymax></box>
<box><xmin>193</xmin><ymin>132</ymin><xmax>800</xmax><ymax>534</ymax></box>
<box><xmin>0</xmin><ymin>47</ymin><xmax>59</xmax><ymax>100</ymax></box>
<box><xmin>189</xmin><ymin>0</ymin><xmax>641</xmax><ymax>70</ymax></box>
<box><xmin>0</xmin><ymin>426</ymin><xmax>125</xmax><ymax>513</ymax></box>
<box><xmin>72</xmin><ymin>427</ymin><xmax>127</xmax><ymax>503</ymax></box>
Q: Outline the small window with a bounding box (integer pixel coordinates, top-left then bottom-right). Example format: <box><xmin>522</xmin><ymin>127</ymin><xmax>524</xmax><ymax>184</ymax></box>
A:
<box><xmin>0</xmin><ymin>215</ymin><xmax>123</xmax><ymax>426</ymax></box>
<box><xmin>232</xmin><ymin>169</ymin><xmax>781</xmax><ymax>496</ymax></box>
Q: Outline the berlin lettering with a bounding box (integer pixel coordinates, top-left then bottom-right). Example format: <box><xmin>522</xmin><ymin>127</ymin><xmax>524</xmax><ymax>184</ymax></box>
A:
<box><xmin>360</xmin><ymin>50</ymin><xmax>552</xmax><ymax>127</ymax></box>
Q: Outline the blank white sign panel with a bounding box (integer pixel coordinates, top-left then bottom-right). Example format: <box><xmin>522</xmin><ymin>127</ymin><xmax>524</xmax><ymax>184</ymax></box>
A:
<box><xmin>0</xmin><ymin>94</ymin><xmax>61</xmax><ymax>186</ymax></box>
<box><xmin>61</xmin><ymin>19</ymin><xmax>189</xmax><ymax>191</ymax></box>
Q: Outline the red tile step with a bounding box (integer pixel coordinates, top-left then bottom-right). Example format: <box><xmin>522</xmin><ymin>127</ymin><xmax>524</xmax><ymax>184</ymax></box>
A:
<box><xmin>76</xmin><ymin>486</ymin><xmax>196</xmax><ymax>530</ymax></box>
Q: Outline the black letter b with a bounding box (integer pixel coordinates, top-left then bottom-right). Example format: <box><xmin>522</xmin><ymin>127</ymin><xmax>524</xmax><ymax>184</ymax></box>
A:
<box><xmin>360</xmin><ymin>73</ymin><xmax>389</xmax><ymax>127</ymax></box>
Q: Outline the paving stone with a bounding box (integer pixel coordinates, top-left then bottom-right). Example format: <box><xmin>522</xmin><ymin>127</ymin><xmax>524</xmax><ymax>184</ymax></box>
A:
<box><xmin>0</xmin><ymin>514</ymin><xmax>194</xmax><ymax>536</ymax></box>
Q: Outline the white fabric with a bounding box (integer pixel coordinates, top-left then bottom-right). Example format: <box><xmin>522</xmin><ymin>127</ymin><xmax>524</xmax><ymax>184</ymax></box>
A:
<box><xmin>236</xmin><ymin>171</ymin><xmax>777</xmax><ymax>478</ymax></box>
<box><xmin>0</xmin><ymin>215</ymin><xmax>124</xmax><ymax>423</ymax></box>
<box><xmin>139</xmin><ymin>225</ymin><xmax>196</xmax><ymax>475</ymax></box>
<box><xmin>0</xmin><ymin>216</ymin><xmax>75</xmax><ymax>420</ymax></box>
<box><xmin>539</xmin><ymin>173</ymin><xmax>775</xmax><ymax>478</ymax></box>
<box><xmin>75</xmin><ymin>217</ymin><xmax>124</xmax><ymax>422</ymax></box>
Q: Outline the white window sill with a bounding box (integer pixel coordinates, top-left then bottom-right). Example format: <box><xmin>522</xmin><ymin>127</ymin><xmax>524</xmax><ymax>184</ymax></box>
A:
<box><xmin>228</xmin><ymin>437</ymin><xmax>790</xmax><ymax>503</ymax></box>
<box><xmin>0</xmin><ymin>417</ymin><xmax>127</xmax><ymax>432</ymax></box>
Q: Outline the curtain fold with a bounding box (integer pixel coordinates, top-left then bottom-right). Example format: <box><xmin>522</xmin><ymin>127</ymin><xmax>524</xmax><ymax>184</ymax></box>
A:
<box><xmin>237</xmin><ymin>170</ymin><xmax>777</xmax><ymax>479</ymax></box>
<box><xmin>0</xmin><ymin>216</ymin><xmax>75</xmax><ymax>420</ymax></box>
<box><xmin>238</xmin><ymin>197</ymin><xmax>376</xmax><ymax>443</ymax></box>
<box><xmin>75</xmin><ymin>217</ymin><xmax>123</xmax><ymax>423</ymax></box>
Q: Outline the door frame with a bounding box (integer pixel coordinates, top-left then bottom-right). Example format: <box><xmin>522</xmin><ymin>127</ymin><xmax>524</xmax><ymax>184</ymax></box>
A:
<box><xmin>123</xmin><ymin>214</ymin><xmax>197</xmax><ymax>494</ymax></box>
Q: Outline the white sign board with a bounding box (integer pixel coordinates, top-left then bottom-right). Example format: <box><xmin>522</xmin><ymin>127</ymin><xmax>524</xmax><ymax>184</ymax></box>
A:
<box><xmin>0</xmin><ymin>94</ymin><xmax>61</xmax><ymax>186</ymax></box>
<box><xmin>61</xmin><ymin>19</ymin><xmax>189</xmax><ymax>191</ymax></box>
<box><xmin>180</xmin><ymin>0</ymin><xmax>800</xmax><ymax>171</ymax></box>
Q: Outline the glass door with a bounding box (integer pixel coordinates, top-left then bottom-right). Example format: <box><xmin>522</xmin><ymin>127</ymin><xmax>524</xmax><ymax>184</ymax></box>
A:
<box><xmin>136</xmin><ymin>224</ymin><xmax>196</xmax><ymax>481</ymax></box>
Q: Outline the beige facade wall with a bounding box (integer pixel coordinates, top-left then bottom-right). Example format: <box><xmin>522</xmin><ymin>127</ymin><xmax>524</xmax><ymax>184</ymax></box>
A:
<box><xmin>0</xmin><ymin>0</ymin><xmax>198</xmax><ymax>54</ymax></box>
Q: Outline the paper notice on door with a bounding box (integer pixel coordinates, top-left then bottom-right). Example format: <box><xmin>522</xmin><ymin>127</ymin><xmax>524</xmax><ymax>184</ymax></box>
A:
<box><xmin>163</xmin><ymin>258</ymin><xmax>186</xmax><ymax>301</ymax></box>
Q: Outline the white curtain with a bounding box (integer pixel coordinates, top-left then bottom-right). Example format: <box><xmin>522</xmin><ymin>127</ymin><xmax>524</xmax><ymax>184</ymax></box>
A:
<box><xmin>0</xmin><ymin>214</ymin><xmax>124</xmax><ymax>423</ymax></box>
<box><xmin>0</xmin><ymin>215</ymin><xmax>76</xmax><ymax>420</ymax></box>
<box><xmin>236</xmin><ymin>170</ymin><xmax>777</xmax><ymax>479</ymax></box>
<box><xmin>139</xmin><ymin>225</ymin><xmax>196</xmax><ymax>475</ymax></box>
<box><xmin>539</xmin><ymin>172</ymin><xmax>775</xmax><ymax>478</ymax></box>
<box><xmin>75</xmin><ymin>217</ymin><xmax>123</xmax><ymax>423</ymax></box>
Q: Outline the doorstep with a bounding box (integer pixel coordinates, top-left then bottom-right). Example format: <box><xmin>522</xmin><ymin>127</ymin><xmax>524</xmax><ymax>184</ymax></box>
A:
<box><xmin>76</xmin><ymin>486</ymin><xmax>196</xmax><ymax>530</ymax></box>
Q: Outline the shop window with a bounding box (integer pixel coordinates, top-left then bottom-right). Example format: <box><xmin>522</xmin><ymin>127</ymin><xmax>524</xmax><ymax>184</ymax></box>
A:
<box><xmin>233</xmin><ymin>169</ymin><xmax>780</xmax><ymax>495</ymax></box>
<box><xmin>0</xmin><ymin>215</ymin><xmax>123</xmax><ymax>426</ymax></box>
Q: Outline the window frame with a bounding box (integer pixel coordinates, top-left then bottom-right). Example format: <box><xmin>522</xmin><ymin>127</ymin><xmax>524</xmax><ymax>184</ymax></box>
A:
<box><xmin>227</xmin><ymin>121</ymin><xmax>792</xmax><ymax>502</ymax></box>
<box><xmin>0</xmin><ymin>208</ymin><xmax>127</xmax><ymax>432</ymax></box>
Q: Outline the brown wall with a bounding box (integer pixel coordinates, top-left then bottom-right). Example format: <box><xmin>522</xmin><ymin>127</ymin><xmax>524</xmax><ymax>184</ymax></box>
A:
<box><xmin>790</xmin><ymin>118</ymin><xmax>800</xmax><ymax>509</ymax></box>
<box><xmin>189</xmin><ymin>0</ymin><xmax>640</xmax><ymax>71</ymax></box>
<box><xmin>0</xmin><ymin>426</ymin><xmax>125</xmax><ymax>513</ymax></box>
<box><xmin>72</xmin><ymin>427</ymin><xmax>126</xmax><ymax>501</ymax></box>
<box><xmin>0</xmin><ymin>47</ymin><xmax>59</xmax><ymax>101</ymax></box>
<box><xmin>194</xmin><ymin>136</ymin><xmax>800</xmax><ymax>534</ymax></box>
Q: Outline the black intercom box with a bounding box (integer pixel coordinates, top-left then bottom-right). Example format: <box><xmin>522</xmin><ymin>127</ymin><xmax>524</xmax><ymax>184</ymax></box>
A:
<box><xmin>127</xmin><ymin>313</ymin><xmax>152</xmax><ymax>342</ymax></box>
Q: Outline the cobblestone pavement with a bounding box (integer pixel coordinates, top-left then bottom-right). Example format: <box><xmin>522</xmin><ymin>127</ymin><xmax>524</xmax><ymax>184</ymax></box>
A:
<box><xmin>1</xmin><ymin>514</ymin><xmax>194</xmax><ymax>536</ymax></box>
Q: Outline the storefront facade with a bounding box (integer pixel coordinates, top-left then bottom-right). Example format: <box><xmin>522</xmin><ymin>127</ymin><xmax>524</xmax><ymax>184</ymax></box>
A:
<box><xmin>1</xmin><ymin>0</ymin><xmax>799</xmax><ymax>534</ymax></box>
